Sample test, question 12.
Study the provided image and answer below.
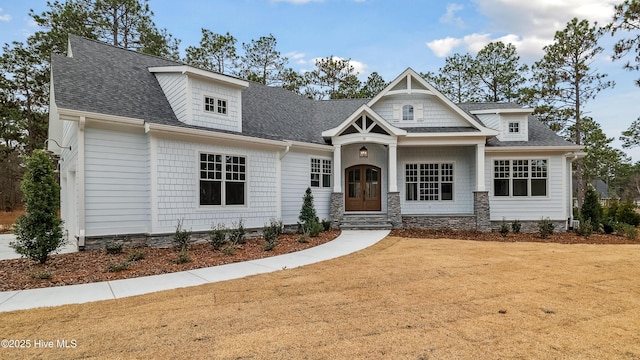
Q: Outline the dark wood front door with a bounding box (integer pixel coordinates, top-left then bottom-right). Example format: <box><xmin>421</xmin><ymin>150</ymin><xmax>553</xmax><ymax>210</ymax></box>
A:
<box><xmin>345</xmin><ymin>165</ymin><xmax>381</xmax><ymax>211</ymax></box>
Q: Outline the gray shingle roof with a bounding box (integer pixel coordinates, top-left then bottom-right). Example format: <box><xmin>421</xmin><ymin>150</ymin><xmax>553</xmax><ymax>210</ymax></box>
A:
<box><xmin>458</xmin><ymin>102</ymin><xmax>577</xmax><ymax>147</ymax></box>
<box><xmin>53</xmin><ymin>36</ymin><xmax>576</xmax><ymax>149</ymax></box>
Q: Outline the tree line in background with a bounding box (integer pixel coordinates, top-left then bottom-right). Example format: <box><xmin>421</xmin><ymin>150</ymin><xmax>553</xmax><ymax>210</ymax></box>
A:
<box><xmin>1</xmin><ymin>0</ymin><xmax>639</xmax><ymax>211</ymax></box>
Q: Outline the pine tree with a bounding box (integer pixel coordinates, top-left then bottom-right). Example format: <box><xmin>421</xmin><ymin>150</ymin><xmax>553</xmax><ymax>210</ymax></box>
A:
<box><xmin>299</xmin><ymin>187</ymin><xmax>318</xmax><ymax>225</ymax></box>
<box><xmin>581</xmin><ymin>185</ymin><xmax>603</xmax><ymax>230</ymax></box>
<box><xmin>11</xmin><ymin>150</ymin><xmax>65</xmax><ymax>264</ymax></box>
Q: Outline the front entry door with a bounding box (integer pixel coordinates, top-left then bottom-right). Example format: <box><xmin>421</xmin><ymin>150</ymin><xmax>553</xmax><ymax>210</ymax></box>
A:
<box><xmin>345</xmin><ymin>165</ymin><xmax>381</xmax><ymax>211</ymax></box>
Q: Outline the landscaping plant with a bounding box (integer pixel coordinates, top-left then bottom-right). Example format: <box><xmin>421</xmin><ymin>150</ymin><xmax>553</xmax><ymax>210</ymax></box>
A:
<box><xmin>11</xmin><ymin>149</ymin><xmax>65</xmax><ymax>264</ymax></box>
<box><xmin>209</xmin><ymin>223</ymin><xmax>227</xmax><ymax>250</ymax></box>
<box><xmin>538</xmin><ymin>218</ymin><xmax>555</xmax><ymax>239</ymax></box>
<box><xmin>298</xmin><ymin>187</ymin><xmax>323</xmax><ymax>237</ymax></box>
<box><xmin>173</xmin><ymin>219</ymin><xmax>192</xmax><ymax>253</ymax></box>
<box><xmin>228</xmin><ymin>219</ymin><xmax>246</xmax><ymax>245</ymax></box>
<box><xmin>499</xmin><ymin>219</ymin><xmax>509</xmax><ymax>237</ymax></box>
<box><xmin>580</xmin><ymin>186</ymin><xmax>602</xmax><ymax>231</ymax></box>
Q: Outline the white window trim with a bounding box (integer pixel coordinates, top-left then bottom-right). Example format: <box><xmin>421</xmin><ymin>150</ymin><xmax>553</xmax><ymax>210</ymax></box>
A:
<box><xmin>508</xmin><ymin>122</ymin><xmax>520</xmax><ymax>133</ymax></box>
<box><xmin>203</xmin><ymin>95</ymin><xmax>229</xmax><ymax>116</ymax></box>
<box><xmin>403</xmin><ymin>161</ymin><xmax>455</xmax><ymax>202</ymax></box>
<box><xmin>492</xmin><ymin>157</ymin><xmax>549</xmax><ymax>199</ymax></box>
<box><xmin>198</xmin><ymin>151</ymin><xmax>248</xmax><ymax>208</ymax></box>
<box><xmin>310</xmin><ymin>156</ymin><xmax>332</xmax><ymax>189</ymax></box>
<box><xmin>402</xmin><ymin>104</ymin><xmax>415</xmax><ymax>122</ymax></box>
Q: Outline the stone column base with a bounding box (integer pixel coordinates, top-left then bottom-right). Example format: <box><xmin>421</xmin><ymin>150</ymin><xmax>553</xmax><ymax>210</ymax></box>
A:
<box><xmin>330</xmin><ymin>192</ymin><xmax>344</xmax><ymax>229</ymax></box>
<box><xmin>387</xmin><ymin>192</ymin><xmax>402</xmax><ymax>229</ymax></box>
<box><xmin>474</xmin><ymin>191</ymin><xmax>490</xmax><ymax>232</ymax></box>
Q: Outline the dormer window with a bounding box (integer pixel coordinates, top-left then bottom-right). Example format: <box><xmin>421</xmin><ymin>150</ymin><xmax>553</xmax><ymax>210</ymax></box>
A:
<box><xmin>402</xmin><ymin>105</ymin><xmax>414</xmax><ymax>121</ymax></box>
<box><xmin>508</xmin><ymin>122</ymin><xmax>520</xmax><ymax>133</ymax></box>
<box><xmin>204</xmin><ymin>96</ymin><xmax>228</xmax><ymax>115</ymax></box>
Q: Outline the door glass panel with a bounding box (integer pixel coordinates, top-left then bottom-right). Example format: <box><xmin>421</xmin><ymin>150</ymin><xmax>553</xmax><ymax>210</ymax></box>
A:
<box><xmin>347</xmin><ymin>169</ymin><xmax>361</xmax><ymax>198</ymax></box>
<box><xmin>365</xmin><ymin>168</ymin><xmax>379</xmax><ymax>199</ymax></box>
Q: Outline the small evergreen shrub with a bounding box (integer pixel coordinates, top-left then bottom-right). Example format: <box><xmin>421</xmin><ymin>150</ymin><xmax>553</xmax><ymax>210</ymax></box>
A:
<box><xmin>511</xmin><ymin>219</ymin><xmax>521</xmax><ymax>233</ymax></box>
<box><xmin>127</xmin><ymin>250</ymin><xmax>146</xmax><ymax>262</ymax></box>
<box><xmin>499</xmin><ymin>219</ymin><xmax>509</xmax><ymax>237</ymax></box>
<box><xmin>576</xmin><ymin>219</ymin><xmax>593</xmax><ymax>239</ymax></box>
<box><xmin>321</xmin><ymin>219</ymin><xmax>331</xmax><ymax>231</ymax></box>
<box><xmin>173</xmin><ymin>219</ymin><xmax>192</xmax><ymax>253</ymax></box>
<box><xmin>262</xmin><ymin>219</ymin><xmax>283</xmax><ymax>251</ymax></box>
<box><xmin>615</xmin><ymin>223</ymin><xmax>638</xmax><ymax>240</ymax></box>
<box><xmin>538</xmin><ymin>218</ymin><xmax>554</xmax><ymax>239</ymax></box>
<box><xmin>11</xmin><ymin>150</ymin><xmax>65</xmax><ymax>264</ymax></box>
<box><xmin>172</xmin><ymin>251</ymin><xmax>192</xmax><ymax>264</ymax></box>
<box><xmin>222</xmin><ymin>245</ymin><xmax>235</xmax><ymax>256</ymax></box>
<box><xmin>299</xmin><ymin>187</ymin><xmax>319</xmax><ymax>226</ymax></box>
<box><xmin>30</xmin><ymin>271</ymin><xmax>53</xmax><ymax>280</ymax></box>
<box><xmin>209</xmin><ymin>223</ymin><xmax>227</xmax><ymax>250</ymax></box>
<box><xmin>616</xmin><ymin>200</ymin><xmax>640</xmax><ymax>227</ymax></box>
<box><xmin>304</xmin><ymin>219</ymin><xmax>324</xmax><ymax>238</ymax></box>
<box><xmin>298</xmin><ymin>232</ymin><xmax>310</xmax><ymax>243</ymax></box>
<box><xmin>105</xmin><ymin>242</ymin><xmax>123</xmax><ymax>255</ymax></box>
<box><xmin>229</xmin><ymin>219</ymin><xmax>246</xmax><ymax>245</ymax></box>
<box><xmin>107</xmin><ymin>261</ymin><xmax>130</xmax><ymax>272</ymax></box>
<box><xmin>581</xmin><ymin>186</ymin><xmax>602</xmax><ymax>231</ymax></box>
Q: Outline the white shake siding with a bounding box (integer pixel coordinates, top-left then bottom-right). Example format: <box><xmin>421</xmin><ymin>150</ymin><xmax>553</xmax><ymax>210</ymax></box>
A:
<box><xmin>398</xmin><ymin>146</ymin><xmax>475</xmax><ymax>214</ymax></box>
<box><xmin>154</xmin><ymin>138</ymin><xmax>278</xmax><ymax>232</ymax></box>
<box><xmin>371</xmin><ymin>95</ymin><xmax>470</xmax><ymax>127</ymax></box>
<box><xmin>190</xmin><ymin>78</ymin><xmax>242</xmax><ymax>132</ymax></box>
<box><xmin>485</xmin><ymin>154</ymin><xmax>565</xmax><ymax>221</ymax></box>
<box><xmin>155</xmin><ymin>73</ymin><xmax>187</xmax><ymax>123</ymax></box>
<box><xmin>84</xmin><ymin>128</ymin><xmax>150</xmax><ymax>236</ymax></box>
<box><xmin>280</xmin><ymin>151</ymin><xmax>332</xmax><ymax>225</ymax></box>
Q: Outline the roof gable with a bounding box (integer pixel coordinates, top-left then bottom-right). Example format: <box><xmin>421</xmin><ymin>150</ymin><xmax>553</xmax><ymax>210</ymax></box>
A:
<box><xmin>367</xmin><ymin>68</ymin><xmax>496</xmax><ymax>135</ymax></box>
<box><xmin>321</xmin><ymin>105</ymin><xmax>407</xmax><ymax>138</ymax></box>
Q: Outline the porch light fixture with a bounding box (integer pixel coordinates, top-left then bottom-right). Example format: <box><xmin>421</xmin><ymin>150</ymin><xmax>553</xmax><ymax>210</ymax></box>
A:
<box><xmin>359</xmin><ymin>145</ymin><xmax>368</xmax><ymax>158</ymax></box>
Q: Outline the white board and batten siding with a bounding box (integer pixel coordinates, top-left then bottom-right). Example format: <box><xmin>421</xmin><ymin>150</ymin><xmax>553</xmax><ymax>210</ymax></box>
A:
<box><xmin>83</xmin><ymin>128</ymin><xmax>151</xmax><ymax>236</ymax></box>
<box><xmin>398</xmin><ymin>146</ymin><xmax>476</xmax><ymax>215</ymax></box>
<box><xmin>485</xmin><ymin>154</ymin><xmax>566</xmax><ymax>221</ymax></box>
<box><xmin>280</xmin><ymin>150</ymin><xmax>333</xmax><ymax>225</ymax></box>
<box><xmin>153</xmin><ymin>138</ymin><xmax>279</xmax><ymax>233</ymax></box>
<box><xmin>371</xmin><ymin>94</ymin><xmax>471</xmax><ymax>128</ymax></box>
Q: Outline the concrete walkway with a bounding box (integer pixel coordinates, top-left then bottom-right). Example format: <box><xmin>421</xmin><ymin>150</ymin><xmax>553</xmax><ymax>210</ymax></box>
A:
<box><xmin>0</xmin><ymin>230</ymin><xmax>390</xmax><ymax>312</ymax></box>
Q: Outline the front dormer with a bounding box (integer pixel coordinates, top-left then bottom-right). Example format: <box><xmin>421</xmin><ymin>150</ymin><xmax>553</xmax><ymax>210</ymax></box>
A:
<box><xmin>149</xmin><ymin>66</ymin><xmax>249</xmax><ymax>132</ymax></box>
<box><xmin>470</xmin><ymin>108</ymin><xmax>533</xmax><ymax>142</ymax></box>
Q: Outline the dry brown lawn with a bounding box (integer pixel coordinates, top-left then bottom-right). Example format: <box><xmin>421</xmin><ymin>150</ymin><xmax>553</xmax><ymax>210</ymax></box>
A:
<box><xmin>2</xmin><ymin>236</ymin><xmax>640</xmax><ymax>359</ymax></box>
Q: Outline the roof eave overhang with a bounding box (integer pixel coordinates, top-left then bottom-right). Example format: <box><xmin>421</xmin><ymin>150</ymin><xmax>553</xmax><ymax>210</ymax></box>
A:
<box><xmin>58</xmin><ymin>107</ymin><xmax>145</xmax><ymax>127</ymax></box>
<box><xmin>470</xmin><ymin>108</ymin><xmax>535</xmax><ymax>115</ymax></box>
<box><xmin>149</xmin><ymin>65</ymin><xmax>249</xmax><ymax>89</ymax></box>
<box><xmin>485</xmin><ymin>145</ymin><xmax>585</xmax><ymax>153</ymax></box>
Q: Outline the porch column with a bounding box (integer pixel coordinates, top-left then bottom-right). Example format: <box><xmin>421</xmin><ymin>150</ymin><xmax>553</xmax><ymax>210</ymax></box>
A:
<box><xmin>388</xmin><ymin>143</ymin><xmax>398</xmax><ymax>192</ymax></box>
<box><xmin>476</xmin><ymin>143</ymin><xmax>485</xmax><ymax>191</ymax></box>
<box><xmin>333</xmin><ymin>144</ymin><xmax>342</xmax><ymax>192</ymax></box>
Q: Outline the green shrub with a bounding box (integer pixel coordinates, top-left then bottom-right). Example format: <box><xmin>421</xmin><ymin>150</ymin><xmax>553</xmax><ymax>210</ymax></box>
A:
<box><xmin>209</xmin><ymin>223</ymin><xmax>227</xmax><ymax>250</ymax></box>
<box><xmin>538</xmin><ymin>218</ymin><xmax>554</xmax><ymax>239</ymax></box>
<box><xmin>321</xmin><ymin>219</ymin><xmax>331</xmax><ymax>231</ymax></box>
<box><xmin>262</xmin><ymin>219</ymin><xmax>283</xmax><ymax>251</ymax></box>
<box><xmin>228</xmin><ymin>219</ymin><xmax>246</xmax><ymax>245</ymax></box>
<box><xmin>11</xmin><ymin>150</ymin><xmax>65</xmax><ymax>264</ymax></box>
<box><xmin>173</xmin><ymin>219</ymin><xmax>192</xmax><ymax>253</ymax></box>
<box><xmin>511</xmin><ymin>219</ymin><xmax>521</xmax><ymax>233</ymax></box>
<box><xmin>616</xmin><ymin>200</ymin><xmax>640</xmax><ymax>227</ymax></box>
<box><xmin>127</xmin><ymin>250</ymin><xmax>146</xmax><ymax>262</ymax></box>
<box><xmin>581</xmin><ymin>186</ymin><xmax>602</xmax><ymax>231</ymax></box>
<box><xmin>499</xmin><ymin>220</ymin><xmax>509</xmax><ymax>237</ymax></box>
<box><xmin>299</xmin><ymin>187</ymin><xmax>319</xmax><ymax>226</ymax></box>
<box><xmin>172</xmin><ymin>250</ymin><xmax>192</xmax><ymax>264</ymax></box>
<box><xmin>30</xmin><ymin>271</ymin><xmax>53</xmax><ymax>280</ymax></box>
<box><xmin>222</xmin><ymin>245</ymin><xmax>235</xmax><ymax>256</ymax></box>
<box><xmin>576</xmin><ymin>219</ymin><xmax>593</xmax><ymax>239</ymax></box>
<box><xmin>615</xmin><ymin>223</ymin><xmax>638</xmax><ymax>240</ymax></box>
<box><xmin>107</xmin><ymin>261</ymin><xmax>130</xmax><ymax>272</ymax></box>
<box><xmin>298</xmin><ymin>233</ymin><xmax>309</xmax><ymax>243</ymax></box>
<box><xmin>304</xmin><ymin>219</ymin><xmax>323</xmax><ymax>238</ymax></box>
<box><xmin>105</xmin><ymin>241</ymin><xmax>124</xmax><ymax>254</ymax></box>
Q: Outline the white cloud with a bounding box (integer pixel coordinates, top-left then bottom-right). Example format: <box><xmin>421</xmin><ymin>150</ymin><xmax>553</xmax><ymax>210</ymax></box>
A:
<box><xmin>427</xmin><ymin>0</ymin><xmax>619</xmax><ymax>60</ymax></box>
<box><xmin>286</xmin><ymin>51</ymin><xmax>307</xmax><ymax>65</ymax></box>
<box><xmin>440</xmin><ymin>3</ymin><xmax>465</xmax><ymax>27</ymax></box>
<box><xmin>0</xmin><ymin>8</ymin><xmax>12</xmax><ymax>22</ymax></box>
<box><xmin>426</xmin><ymin>37</ymin><xmax>462</xmax><ymax>57</ymax></box>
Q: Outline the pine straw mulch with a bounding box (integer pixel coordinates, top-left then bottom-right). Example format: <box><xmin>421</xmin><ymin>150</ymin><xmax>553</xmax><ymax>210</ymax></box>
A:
<box><xmin>0</xmin><ymin>230</ymin><xmax>340</xmax><ymax>292</ymax></box>
<box><xmin>1</xmin><ymin>228</ymin><xmax>637</xmax><ymax>292</ymax></box>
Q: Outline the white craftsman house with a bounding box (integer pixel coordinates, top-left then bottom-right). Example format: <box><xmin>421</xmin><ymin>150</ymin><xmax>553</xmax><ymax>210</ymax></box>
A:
<box><xmin>48</xmin><ymin>36</ymin><xmax>583</xmax><ymax>248</ymax></box>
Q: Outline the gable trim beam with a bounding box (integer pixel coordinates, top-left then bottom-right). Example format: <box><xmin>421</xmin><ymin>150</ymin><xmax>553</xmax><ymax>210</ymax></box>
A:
<box><xmin>149</xmin><ymin>66</ymin><xmax>249</xmax><ymax>89</ymax></box>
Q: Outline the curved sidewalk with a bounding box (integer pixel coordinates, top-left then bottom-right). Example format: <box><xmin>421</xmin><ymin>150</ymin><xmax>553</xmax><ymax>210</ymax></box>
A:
<box><xmin>0</xmin><ymin>230</ymin><xmax>390</xmax><ymax>313</ymax></box>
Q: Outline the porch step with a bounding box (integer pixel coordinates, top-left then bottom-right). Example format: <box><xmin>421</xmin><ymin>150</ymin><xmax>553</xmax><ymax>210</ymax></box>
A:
<box><xmin>340</xmin><ymin>214</ymin><xmax>393</xmax><ymax>230</ymax></box>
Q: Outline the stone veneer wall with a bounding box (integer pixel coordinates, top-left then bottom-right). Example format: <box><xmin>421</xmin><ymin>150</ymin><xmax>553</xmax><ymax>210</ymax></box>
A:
<box><xmin>387</xmin><ymin>192</ymin><xmax>402</xmax><ymax>229</ymax></box>
<box><xmin>489</xmin><ymin>220</ymin><xmax>567</xmax><ymax>233</ymax></box>
<box><xmin>82</xmin><ymin>229</ymin><xmax>264</xmax><ymax>250</ymax></box>
<box><xmin>330</xmin><ymin>192</ymin><xmax>344</xmax><ymax>229</ymax></box>
<box><xmin>402</xmin><ymin>214</ymin><xmax>478</xmax><ymax>230</ymax></box>
<box><xmin>474</xmin><ymin>191</ymin><xmax>491</xmax><ymax>232</ymax></box>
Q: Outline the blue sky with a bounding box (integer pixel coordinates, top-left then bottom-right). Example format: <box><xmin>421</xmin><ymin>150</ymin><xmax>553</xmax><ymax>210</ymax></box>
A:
<box><xmin>1</xmin><ymin>0</ymin><xmax>639</xmax><ymax>160</ymax></box>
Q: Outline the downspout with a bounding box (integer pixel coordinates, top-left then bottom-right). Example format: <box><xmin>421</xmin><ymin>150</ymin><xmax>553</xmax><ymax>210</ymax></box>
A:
<box><xmin>77</xmin><ymin>116</ymin><xmax>86</xmax><ymax>249</ymax></box>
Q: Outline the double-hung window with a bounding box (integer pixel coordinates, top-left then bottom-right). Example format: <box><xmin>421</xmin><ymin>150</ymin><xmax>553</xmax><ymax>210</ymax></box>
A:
<box><xmin>310</xmin><ymin>158</ymin><xmax>331</xmax><ymax>188</ymax></box>
<box><xmin>200</xmin><ymin>153</ymin><xmax>246</xmax><ymax>206</ymax></box>
<box><xmin>493</xmin><ymin>159</ymin><xmax>547</xmax><ymax>197</ymax></box>
<box><xmin>405</xmin><ymin>163</ymin><xmax>454</xmax><ymax>201</ymax></box>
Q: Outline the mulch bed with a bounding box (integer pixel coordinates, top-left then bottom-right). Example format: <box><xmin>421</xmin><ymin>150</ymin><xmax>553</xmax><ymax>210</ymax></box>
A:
<box><xmin>1</xmin><ymin>228</ymin><xmax>638</xmax><ymax>292</ymax></box>
<box><xmin>0</xmin><ymin>230</ymin><xmax>339</xmax><ymax>292</ymax></box>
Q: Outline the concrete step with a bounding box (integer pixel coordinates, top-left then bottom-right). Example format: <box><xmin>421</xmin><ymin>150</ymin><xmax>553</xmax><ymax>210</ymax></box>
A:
<box><xmin>339</xmin><ymin>214</ymin><xmax>393</xmax><ymax>230</ymax></box>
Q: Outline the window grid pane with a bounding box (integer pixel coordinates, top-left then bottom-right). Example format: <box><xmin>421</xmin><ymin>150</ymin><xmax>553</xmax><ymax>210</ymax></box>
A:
<box><xmin>402</xmin><ymin>105</ymin><xmax>414</xmax><ymax>121</ymax></box>
<box><xmin>310</xmin><ymin>158</ymin><xmax>321</xmax><ymax>187</ymax></box>
<box><xmin>200</xmin><ymin>153</ymin><xmax>222</xmax><ymax>180</ymax></box>
<box><xmin>204</xmin><ymin>97</ymin><xmax>216</xmax><ymax>112</ymax></box>
<box><xmin>494</xmin><ymin>160</ymin><xmax>510</xmax><ymax>178</ymax></box>
<box><xmin>512</xmin><ymin>160</ymin><xmax>529</xmax><ymax>178</ymax></box>
<box><xmin>405</xmin><ymin>164</ymin><xmax>418</xmax><ymax>201</ymax></box>
<box><xmin>322</xmin><ymin>159</ymin><xmax>332</xmax><ymax>188</ymax></box>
